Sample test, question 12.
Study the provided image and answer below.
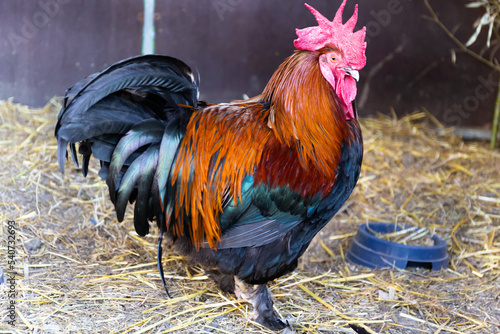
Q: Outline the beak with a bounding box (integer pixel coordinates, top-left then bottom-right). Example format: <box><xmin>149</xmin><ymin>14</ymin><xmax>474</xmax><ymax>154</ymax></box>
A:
<box><xmin>344</xmin><ymin>67</ymin><xmax>359</xmax><ymax>82</ymax></box>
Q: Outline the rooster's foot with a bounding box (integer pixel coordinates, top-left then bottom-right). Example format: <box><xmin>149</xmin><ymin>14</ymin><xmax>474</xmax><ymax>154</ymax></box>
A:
<box><xmin>234</xmin><ymin>277</ymin><xmax>288</xmax><ymax>331</ymax></box>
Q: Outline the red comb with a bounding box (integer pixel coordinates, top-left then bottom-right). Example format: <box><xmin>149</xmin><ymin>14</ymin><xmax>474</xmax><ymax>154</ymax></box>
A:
<box><xmin>294</xmin><ymin>0</ymin><xmax>366</xmax><ymax>70</ymax></box>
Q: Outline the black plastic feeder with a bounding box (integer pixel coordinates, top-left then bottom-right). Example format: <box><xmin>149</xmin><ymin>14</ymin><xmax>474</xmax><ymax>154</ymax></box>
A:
<box><xmin>346</xmin><ymin>222</ymin><xmax>448</xmax><ymax>270</ymax></box>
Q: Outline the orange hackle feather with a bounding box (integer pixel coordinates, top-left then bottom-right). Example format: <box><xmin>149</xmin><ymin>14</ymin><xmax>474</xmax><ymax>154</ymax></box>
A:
<box><xmin>172</xmin><ymin>49</ymin><xmax>349</xmax><ymax>249</ymax></box>
<box><xmin>260</xmin><ymin>49</ymin><xmax>348</xmax><ymax>182</ymax></box>
<box><xmin>172</xmin><ymin>104</ymin><xmax>272</xmax><ymax>249</ymax></box>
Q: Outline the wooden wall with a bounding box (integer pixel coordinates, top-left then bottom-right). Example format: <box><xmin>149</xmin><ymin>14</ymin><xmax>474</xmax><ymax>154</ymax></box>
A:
<box><xmin>0</xmin><ymin>0</ymin><xmax>495</xmax><ymax>127</ymax></box>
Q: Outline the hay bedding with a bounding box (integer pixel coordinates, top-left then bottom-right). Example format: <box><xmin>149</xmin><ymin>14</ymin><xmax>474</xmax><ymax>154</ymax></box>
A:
<box><xmin>0</xmin><ymin>99</ymin><xmax>498</xmax><ymax>333</ymax></box>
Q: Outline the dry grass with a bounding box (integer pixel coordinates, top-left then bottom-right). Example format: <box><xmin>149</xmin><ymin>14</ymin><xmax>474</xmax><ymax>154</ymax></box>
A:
<box><xmin>0</xmin><ymin>100</ymin><xmax>499</xmax><ymax>333</ymax></box>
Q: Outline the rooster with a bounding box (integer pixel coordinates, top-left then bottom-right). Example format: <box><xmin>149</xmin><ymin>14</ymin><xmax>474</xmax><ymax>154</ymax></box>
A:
<box><xmin>55</xmin><ymin>0</ymin><xmax>365</xmax><ymax>330</ymax></box>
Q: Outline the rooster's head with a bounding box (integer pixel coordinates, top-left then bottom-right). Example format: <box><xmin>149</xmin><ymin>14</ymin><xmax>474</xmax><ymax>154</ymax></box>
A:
<box><xmin>294</xmin><ymin>0</ymin><xmax>366</xmax><ymax>120</ymax></box>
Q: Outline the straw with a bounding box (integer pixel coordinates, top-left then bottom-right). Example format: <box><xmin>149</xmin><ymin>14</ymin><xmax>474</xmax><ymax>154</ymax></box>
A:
<box><xmin>0</xmin><ymin>100</ymin><xmax>498</xmax><ymax>332</ymax></box>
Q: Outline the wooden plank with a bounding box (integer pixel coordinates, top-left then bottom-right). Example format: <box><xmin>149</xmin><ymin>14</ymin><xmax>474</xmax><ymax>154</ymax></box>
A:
<box><xmin>0</xmin><ymin>0</ymin><xmax>496</xmax><ymax>128</ymax></box>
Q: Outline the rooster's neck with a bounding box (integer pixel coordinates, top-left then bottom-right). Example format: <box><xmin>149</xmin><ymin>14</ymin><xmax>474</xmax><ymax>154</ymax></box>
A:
<box><xmin>261</xmin><ymin>50</ymin><xmax>349</xmax><ymax>180</ymax></box>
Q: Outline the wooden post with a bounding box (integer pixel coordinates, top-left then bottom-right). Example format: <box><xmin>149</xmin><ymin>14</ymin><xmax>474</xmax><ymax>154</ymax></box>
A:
<box><xmin>142</xmin><ymin>0</ymin><xmax>156</xmax><ymax>55</ymax></box>
<box><xmin>491</xmin><ymin>74</ymin><xmax>500</xmax><ymax>149</ymax></box>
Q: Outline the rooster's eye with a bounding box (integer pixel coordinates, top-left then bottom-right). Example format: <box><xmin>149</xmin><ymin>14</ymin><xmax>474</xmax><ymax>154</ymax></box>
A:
<box><xmin>331</xmin><ymin>57</ymin><xmax>336</xmax><ymax>61</ymax></box>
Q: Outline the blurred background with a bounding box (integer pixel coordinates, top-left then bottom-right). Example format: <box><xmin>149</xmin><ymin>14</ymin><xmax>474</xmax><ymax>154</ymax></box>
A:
<box><xmin>0</xmin><ymin>0</ymin><xmax>497</xmax><ymax>129</ymax></box>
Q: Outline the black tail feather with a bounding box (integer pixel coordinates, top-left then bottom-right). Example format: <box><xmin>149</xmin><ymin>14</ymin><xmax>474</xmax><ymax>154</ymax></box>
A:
<box><xmin>157</xmin><ymin>213</ymin><xmax>171</xmax><ymax>298</ymax></box>
<box><xmin>56</xmin><ymin>54</ymin><xmax>197</xmax><ymax>238</ymax></box>
<box><xmin>57</xmin><ymin>138</ymin><xmax>68</xmax><ymax>174</ymax></box>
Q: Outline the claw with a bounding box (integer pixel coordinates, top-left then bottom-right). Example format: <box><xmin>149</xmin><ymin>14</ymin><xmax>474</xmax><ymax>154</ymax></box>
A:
<box><xmin>234</xmin><ymin>277</ymin><xmax>288</xmax><ymax>331</ymax></box>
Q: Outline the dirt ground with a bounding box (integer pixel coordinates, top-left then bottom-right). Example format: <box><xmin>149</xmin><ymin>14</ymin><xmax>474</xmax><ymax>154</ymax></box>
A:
<box><xmin>0</xmin><ymin>100</ymin><xmax>499</xmax><ymax>333</ymax></box>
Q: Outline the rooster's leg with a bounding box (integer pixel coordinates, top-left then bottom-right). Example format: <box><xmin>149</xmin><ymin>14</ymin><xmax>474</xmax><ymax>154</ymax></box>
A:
<box><xmin>206</xmin><ymin>269</ymin><xmax>235</xmax><ymax>294</ymax></box>
<box><xmin>234</xmin><ymin>277</ymin><xmax>288</xmax><ymax>330</ymax></box>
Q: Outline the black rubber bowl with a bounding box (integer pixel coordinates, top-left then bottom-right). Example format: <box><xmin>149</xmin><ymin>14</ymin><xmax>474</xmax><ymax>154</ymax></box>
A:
<box><xmin>346</xmin><ymin>222</ymin><xmax>448</xmax><ymax>270</ymax></box>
